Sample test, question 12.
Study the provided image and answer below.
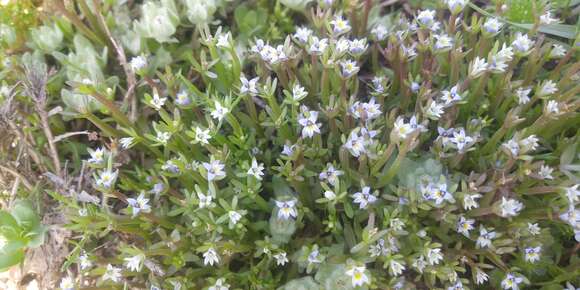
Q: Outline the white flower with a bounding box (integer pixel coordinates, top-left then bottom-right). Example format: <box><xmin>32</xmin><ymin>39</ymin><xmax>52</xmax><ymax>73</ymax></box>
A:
<box><xmin>208</xmin><ymin>278</ymin><xmax>229</xmax><ymax>290</ymax></box>
<box><xmin>274</xmin><ymin>252</ymin><xmax>289</xmax><ymax>266</ymax></box>
<box><xmin>416</xmin><ymin>10</ymin><xmax>436</xmax><ymax>27</ymax></box>
<box><xmin>175</xmin><ymin>91</ymin><xmax>191</xmax><ymax>106</ymax></box>
<box><xmin>392</xmin><ymin>117</ymin><xmax>414</xmax><ymax>140</ymax></box>
<box><xmin>475</xmin><ymin>268</ymin><xmax>489</xmax><ymax>285</ymax></box>
<box><xmin>463</xmin><ymin>193</ymin><xmax>482</xmax><ymax>210</ymax></box>
<box><xmin>545</xmin><ymin>100</ymin><xmax>560</xmax><ymax>115</ymax></box>
<box><xmin>520</xmin><ymin>135</ymin><xmax>539</xmax><ymax>153</ymax></box>
<box><xmin>503</xmin><ymin>139</ymin><xmax>520</xmax><ymax>156</ymax></box>
<box><xmin>229</xmin><ymin>210</ymin><xmax>242</xmax><ymax>225</ymax></box>
<box><xmin>340</xmin><ymin>59</ymin><xmax>360</xmax><ymax>78</ymax></box>
<box><xmin>346</xmin><ymin>265</ymin><xmax>370</xmax><ymax>287</ymax></box>
<box><xmin>95</xmin><ymin>169</ymin><xmax>118</xmax><ymax>189</ymax></box>
<box><xmin>88</xmin><ymin>147</ymin><xmax>106</xmax><ymax>165</ymax></box>
<box><xmin>515</xmin><ymin>87</ymin><xmax>532</xmax><ymax>105</ymax></box>
<box><xmin>126</xmin><ymin>192</ymin><xmax>151</xmax><ymax>217</ymax></box>
<box><xmin>412</xmin><ymin>256</ymin><xmax>427</xmax><ymax>273</ymax></box>
<box><xmin>524</xmin><ymin>246</ymin><xmax>541</xmax><ymax>263</ymax></box>
<box><xmin>102</xmin><ymin>264</ymin><xmax>122</xmax><ymax>283</ymax></box>
<box><xmin>441</xmin><ymin>85</ymin><xmax>463</xmax><ymax>105</ymax></box>
<box><xmin>203</xmin><ymin>248</ymin><xmax>220</xmax><ymax>266</ymax></box>
<box><xmin>426</xmin><ymin>248</ymin><xmax>443</xmax><ymax>265</ymax></box>
<box><xmin>483</xmin><ymin>18</ymin><xmax>503</xmax><ymax>35</ymax></box>
<box><xmin>456</xmin><ymin>216</ymin><xmax>475</xmax><ymax>237</ymax></box>
<box><xmin>538</xmin><ymin>165</ymin><xmax>554</xmax><ymax>180</ymax></box>
<box><xmin>390</xmin><ymin>218</ymin><xmax>405</xmax><ymax>231</ymax></box>
<box><xmin>275</xmin><ymin>199</ymin><xmax>298</xmax><ymax>220</ymax></box>
<box><xmin>565</xmin><ymin>184</ymin><xmax>579</xmax><ymax>203</ymax></box>
<box><xmin>150</xmin><ymin>92</ymin><xmax>167</xmax><ymax>110</ymax></box>
<box><xmin>489</xmin><ymin>45</ymin><xmax>512</xmax><ymax>73</ymax></box>
<box><xmin>512</xmin><ymin>33</ymin><xmax>533</xmax><ymax>55</ymax></box>
<box><xmin>324</xmin><ymin>190</ymin><xmax>337</xmax><ymax>200</ymax></box>
<box><xmin>539</xmin><ymin>11</ymin><xmax>560</xmax><ymax>25</ymax></box>
<box><xmin>469</xmin><ymin>57</ymin><xmax>488</xmax><ymax>78</ymax></box>
<box><xmin>450</xmin><ymin>128</ymin><xmax>474</xmax><ymax>152</ymax></box>
<box><xmin>352</xmin><ymin>186</ymin><xmax>377</xmax><ymax>209</ymax></box>
<box><xmin>307</xmin><ymin>249</ymin><xmax>321</xmax><ymax>264</ymax></box>
<box><xmin>335</xmin><ymin>37</ymin><xmax>351</xmax><ymax>54</ymax></box>
<box><xmin>371</xmin><ymin>24</ymin><xmax>388</xmax><ymax>40</ymax></box>
<box><xmin>319</xmin><ymin>164</ymin><xmax>343</xmax><ymax>186</ymax></box>
<box><xmin>500</xmin><ymin>197</ymin><xmax>524</xmax><ymax>217</ymax></box>
<box><xmin>329</xmin><ymin>15</ymin><xmax>351</xmax><ymax>35</ymax></box>
<box><xmin>59</xmin><ymin>276</ymin><xmax>75</xmax><ymax>290</ymax></box>
<box><xmin>203</xmin><ymin>160</ymin><xmax>226</xmax><ymax>181</ymax></box>
<box><xmin>446</xmin><ymin>0</ymin><xmax>467</xmax><ymax>14</ymax></box>
<box><xmin>292</xmin><ymin>83</ymin><xmax>308</xmax><ymax>101</ymax></box>
<box><xmin>155</xmin><ymin>131</ymin><xmax>172</xmax><ymax>145</ymax></box>
<box><xmin>426</xmin><ymin>101</ymin><xmax>445</xmax><ymax>120</ymax></box>
<box><xmin>247</xmin><ymin>158</ymin><xmax>265</xmax><ymax>180</ymax></box>
<box><xmin>549</xmin><ymin>44</ymin><xmax>566</xmax><ymax>58</ymax></box>
<box><xmin>282</xmin><ymin>143</ymin><xmax>297</xmax><ymax>156</ymax></box>
<box><xmin>197</xmin><ymin>192</ymin><xmax>213</xmax><ymax>208</ymax></box>
<box><xmin>344</xmin><ymin>127</ymin><xmax>377</xmax><ymax>157</ymax></box>
<box><xmin>293</xmin><ymin>26</ymin><xmax>312</xmax><ymax>45</ymax></box>
<box><xmin>476</xmin><ymin>226</ymin><xmax>496</xmax><ymax>248</ymax></box>
<box><xmin>308</xmin><ymin>36</ymin><xmax>329</xmax><ymax>55</ymax></box>
<box><xmin>130</xmin><ymin>55</ymin><xmax>147</xmax><ymax>71</ymax></box>
<box><xmin>537</xmin><ymin>80</ymin><xmax>558</xmax><ymax>97</ymax></box>
<box><xmin>501</xmin><ymin>273</ymin><xmax>524</xmax><ymax>290</ymax></box>
<box><xmin>448</xmin><ymin>281</ymin><xmax>464</xmax><ymax>290</ymax></box>
<box><xmin>528</xmin><ymin>223</ymin><xmax>541</xmax><ymax>235</ymax></box>
<box><xmin>389</xmin><ymin>260</ymin><xmax>405</xmax><ymax>276</ymax></box>
<box><xmin>216</xmin><ymin>31</ymin><xmax>231</xmax><ymax>47</ymax></box>
<box><xmin>349</xmin><ymin>38</ymin><xmax>368</xmax><ymax>55</ymax></box>
<box><xmin>298</xmin><ymin>106</ymin><xmax>321</xmax><ymax>138</ymax></box>
<box><xmin>434</xmin><ymin>34</ymin><xmax>453</xmax><ymax>51</ymax></box>
<box><xmin>211</xmin><ymin>101</ymin><xmax>229</xmax><ymax>121</ymax></box>
<box><xmin>240</xmin><ymin>75</ymin><xmax>259</xmax><ymax>96</ymax></box>
<box><xmin>124</xmin><ymin>254</ymin><xmax>144</xmax><ymax>272</ymax></box>
<box><xmin>119</xmin><ymin>137</ymin><xmax>135</xmax><ymax>149</ymax></box>
<box><xmin>194</xmin><ymin>127</ymin><xmax>211</xmax><ymax>145</ymax></box>
<box><xmin>78</xmin><ymin>253</ymin><xmax>92</xmax><ymax>270</ymax></box>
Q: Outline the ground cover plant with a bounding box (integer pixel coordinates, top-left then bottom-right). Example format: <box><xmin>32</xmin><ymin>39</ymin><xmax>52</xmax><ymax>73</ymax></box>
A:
<box><xmin>0</xmin><ymin>0</ymin><xmax>579</xmax><ymax>289</ymax></box>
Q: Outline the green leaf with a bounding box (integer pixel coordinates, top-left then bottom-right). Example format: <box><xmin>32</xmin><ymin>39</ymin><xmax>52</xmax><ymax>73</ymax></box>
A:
<box><xmin>0</xmin><ymin>248</ymin><xmax>25</xmax><ymax>271</ymax></box>
<box><xmin>11</xmin><ymin>200</ymin><xmax>40</xmax><ymax>231</ymax></box>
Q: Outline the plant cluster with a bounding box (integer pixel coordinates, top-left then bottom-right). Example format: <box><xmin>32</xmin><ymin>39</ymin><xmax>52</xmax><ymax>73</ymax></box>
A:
<box><xmin>0</xmin><ymin>0</ymin><xmax>579</xmax><ymax>289</ymax></box>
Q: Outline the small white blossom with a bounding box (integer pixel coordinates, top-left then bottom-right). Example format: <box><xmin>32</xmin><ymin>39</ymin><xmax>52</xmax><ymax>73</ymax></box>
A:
<box><xmin>197</xmin><ymin>192</ymin><xmax>213</xmax><ymax>208</ymax></box>
<box><xmin>293</xmin><ymin>27</ymin><xmax>312</xmax><ymax>45</ymax></box>
<box><xmin>446</xmin><ymin>0</ymin><xmax>468</xmax><ymax>14</ymax></box>
<box><xmin>150</xmin><ymin>92</ymin><xmax>167</xmax><ymax>110</ymax></box>
<box><xmin>88</xmin><ymin>147</ymin><xmax>106</xmax><ymax>165</ymax></box>
<box><xmin>203</xmin><ymin>248</ymin><xmax>220</xmax><ymax>266</ymax></box>
<box><xmin>329</xmin><ymin>15</ymin><xmax>351</xmax><ymax>35</ymax></box>
<box><xmin>463</xmin><ymin>193</ymin><xmax>482</xmax><ymax>210</ymax></box>
<box><xmin>247</xmin><ymin>158</ymin><xmax>265</xmax><ymax>180</ymax></box>
<box><xmin>476</xmin><ymin>226</ymin><xmax>496</xmax><ymax>248</ymax></box>
<box><xmin>346</xmin><ymin>265</ymin><xmax>370</xmax><ymax>287</ymax></box>
<box><xmin>126</xmin><ymin>192</ymin><xmax>151</xmax><ymax>217</ymax></box>
<box><xmin>119</xmin><ymin>137</ymin><xmax>135</xmax><ymax>149</ymax></box>
<box><xmin>95</xmin><ymin>169</ymin><xmax>118</xmax><ymax>189</ymax></box>
<box><xmin>240</xmin><ymin>75</ymin><xmax>259</xmax><ymax>96</ymax></box>
<box><xmin>275</xmin><ymin>199</ymin><xmax>298</xmax><ymax>220</ymax></box>
<box><xmin>175</xmin><ymin>91</ymin><xmax>191</xmax><ymax>106</ymax></box>
<box><xmin>371</xmin><ymin>24</ymin><xmax>389</xmax><ymax>41</ymax></box>
<box><xmin>545</xmin><ymin>100</ymin><xmax>560</xmax><ymax>116</ymax></box>
<box><xmin>324</xmin><ymin>190</ymin><xmax>336</xmax><ymax>200</ymax></box>
<box><xmin>515</xmin><ymin>87</ymin><xmax>532</xmax><ymax>105</ymax></box>
<box><xmin>538</xmin><ymin>165</ymin><xmax>554</xmax><ymax>180</ymax></box>
<box><xmin>194</xmin><ymin>127</ymin><xmax>211</xmax><ymax>145</ymax></box>
<box><xmin>549</xmin><ymin>44</ymin><xmax>566</xmax><ymax>58</ymax></box>
<box><xmin>59</xmin><ymin>276</ymin><xmax>75</xmax><ymax>290</ymax></box>
<box><xmin>129</xmin><ymin>55</ymin><xmax>147</xmax><ymax>71</ymax></box>
<box><xmin>274</xmin><ymin>252</ymin><xmax>289</xmax><ymax>266</ymax></box>
<box><xmin>539</xmin><ymin>11</ymin><xmax>560</xmax><ymax>25</ymax></box>
<box><xmin>565</xmin><ymin>185</ymin><xmax>579</xmax><ymax>203</ymax></box>
<box><xmin>229</xmin><ymin>210</ymin><xmax>242</xmax><ymax>225</ymax></box>
<box><xmin>441</xmin><ymin>85</ymin><xmax>463</xmax><ymax>105</ymax></box>
<box><xmin>475</xmin><ymin>268</ymin><xmax>489</xmax><ymax>285</ymax></box>
<box><xmin>208</xmin><ymin>278</ymin><xmax>229</xmax><ymax>290</ymax></box>
<box><xmin>349</xmin><ymin>38</ymin><xmax>368</xmax><ymax>55</ymax></box>
<box><xmin>298</xmin><ymin>106</ymin><xmax>321</xmax><ymax>138</ymax></box>
<box><xmin>426</xmin><ymin>248</ymin><xmax>443</xmax><ymax>265</ymax></box>
<box><xmin>512</xmin><ymin>33</ymin><xmax>533</xmax><ymax>55</ymax></box>
<box><xmin>501</xmin><ymin>273</ymin><xmax>524</xmax><ymax>290</ymax></box>
<box><xmin>416</xmin><ymin>10</ymin><xmax>436</xmax><ymax>27</ymax></box>
<box><xmin>124</xmin><ymin>254</ymin><xmax>144</xmax><ymax>272</ymax></box>
<box><xmin>340</xmin><ymin>59</ymin><xmax>360</xmax><ymax>78</ymax></box>
<box><xmin>102</xmin><ymin>264</ymin><xmax>122</xmax><ymax>283</ymax></box>
<box><xmin>537</xmin><ymin>80</ymin><xmax>558</xmax><ymax>97</ymax></box>
<box><xmin>203</xmin><ymin>159</ymin><xmax>226</xmax><ymax>181</ymax></box>
<box><xmin>308</xmin><ymin>36</ymin><xmax>329</xmax><ymax>55</ymax></box>
<box><xmin>389</xmin><ymin>260</ymin><xmax>405</xmax><ymax>276</ymax></box>
<box><xmin>469</xmin><ymin>57</ymin><xmax>488</xmax><ymax>78</ymax></box>
<box><xmin>449</xmin><ymin>128</ymin><xmax>474</xmax><ymax>152</ymax></box>
<box><xmin>78</xmin><ymin>253</ymin><xmax>92</xmax><ymax>270</ymax></box>
<box><xmin>500</xmin><ymin>197</ymin><xmax>524</xmax><ymax>217</ymax></box>
<box><xmin>524</xmin><ymin>246</ymin><xmax>541</xmax><ymax>263</ymax></box>
<box><xmin>434</xmin><ymin>34</ymin><xmax>453</xmax><ymax>51</ymax></box>
<box><xmin>412</xmin><ymin>256</ymin><xmax>427</xmax><ymax>273</ymax></box>
<box><xmin>352</xmin><ymin>186</ymin><xmax>377</xmax><ymax>209</ymax></box>
<box><xmin>155</xmin><ymin>131</ymin><xmax>172</xmax><ymax>145</ymax></box>
<box><xmin>426</xmin><ymin>101</ymin><xmax>445</xmax><ymax>120</ymax></box>
<box><xmin>216</xmin><ymin>31</ymin><xmax>231</xmax><ymax>47</ymax></box>
<box><xmin>319</xmin><ymin>164</ymin><xmax>343</xmax><ymax>186</ymax></box>
<box><xmin>483</xmin><ymin>18</ymin><xmax>503</xmax><ymax>35</ymax></box>
<box><xmin>211</xmin><ymin>101</ymin><xmax>230</xmax><ymax>121</ymax></box>
<box><xmin>528</xmin><ymin>223</ymin><xmax>541</xmax><ymax>235</ymax></box>
<box><xmin>456</xmin><ymin>216</ymin><xmax>475</xmax><ymax>237</ymax></box>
